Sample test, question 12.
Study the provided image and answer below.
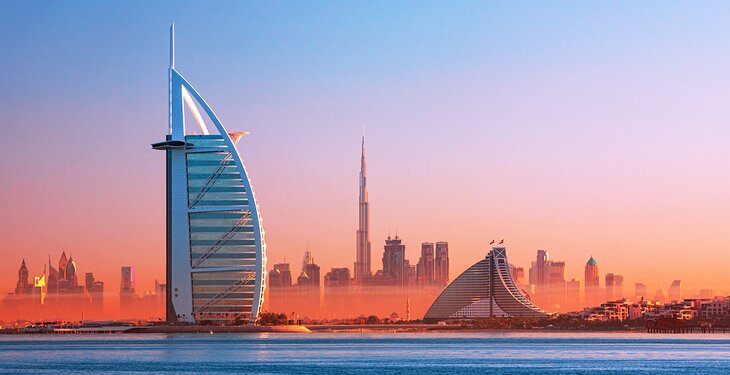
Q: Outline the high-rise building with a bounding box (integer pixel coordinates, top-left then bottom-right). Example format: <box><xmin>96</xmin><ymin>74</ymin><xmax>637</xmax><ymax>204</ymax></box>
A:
<box><xmin>434</xmin><ymin>242</ymin><xmax>449</xmax><ymax>286</ymax></box>
<box><xmin>152</xmin><ymin>25</ymin><xmax>267</xmax><ymax>324</ymax></box>
<box><xmin>653</xmin><ymin>287</ymin><xmax>666</xmax><ymax>303</ymax></box>
<box><xmin>85</xmin><ymin>272</ymin><xmax>104</xmax><ymax>313</ymax></box>
<box><xmin>15</xmin><ymin>260</ymin><xmax>30</xmax><ymax>295</ymax></box>
<box><xmin>668</xmin><ymin>280</ymin><xmax>682</xmax><ymax>302</ymax></box>
<box><xmin>120</xmin><ymin>266</ymin><xmax>136</xmax><ymax>318</ymax></box>
<box><xmin>605</xmin><ymin>273</ymin><xmax>624</xmax><ymax>301</ymax></box>
<box><xmin>299</xmin><ymin>251</ymin><xmax>321</xmax><ymax>288</ymax></box>
<box><xmin>355</xmin><ymin>136</ymin><xmax>372</xmax><ymax>285</ymax></box>
<box><xmin>324</xmin><ymin>268</ymin><xmax>352</xmax><ymax>288</ymax></box>
<box><xmin>699</xmin><ymin>289</ymin><xmax>714</xmax><ymax>299</ymax></box>
<box><xmin>381</xmin><ymin>236</ymin><xmax>407</xmax><ymax>286</ymax></box>
<box><xmin>417</xmin><ymin>242</ymin><xmax>435</xmax><ymax>285</ymax></box>
<box><xmin>120</xmin><ymin>266</ymin><xmax>136</xmax><ymax>295</ymax></box>
<box><xmin>528</xmin><ymin>250</ymin><xmax>566</xmax><ymax>309</ymax></box>
<box><xmin>58</xmin><ymin>251</ymin><xmax>68</xmax><ymax>281</ymax></box>
<box><xmin>566</xmin><ymin>278</ymin><xmax>581</xmax><ymax>311</ymax></box>
<box><xmin>424</xmin><ymin>246</ymin><xmax>546</xmax><ymax>322</ymax></box>
<box><xmin>509</xmin><ymin>264</ymin><xmax>526</xmax><ymax>285</ymax></box>
<box><xmin>269</xmin><ymin>263</ymin><xmax>292</xmax><ymax>288</ymax></box>
<box><xmin>584</xmin><ymin>256</ymin><xmax>600</xmax><ymax>304</ymax></box>
<box><xmin>634</xmin><ymin>283</ymin><xmax>647</xmax><ymax>301</ymax></box>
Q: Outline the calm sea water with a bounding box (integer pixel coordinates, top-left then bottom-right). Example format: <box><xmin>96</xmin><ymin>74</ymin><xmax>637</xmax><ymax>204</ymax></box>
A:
<box><xmin>1</xmin><ymin>332</ymin><xmax>729</xmax><ymax>374</ymax></box>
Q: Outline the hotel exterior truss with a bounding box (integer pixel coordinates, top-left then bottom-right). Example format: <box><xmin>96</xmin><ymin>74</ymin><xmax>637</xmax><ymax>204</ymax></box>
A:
<box><xmin>423</xmin><ymin>247</ymin><xmax>546</xmax><ymax>322</ymax></box>
<box><xmin>152</xmin><ymin>25</ymin><xmax>266</xmax><ymax>323</ymax></box>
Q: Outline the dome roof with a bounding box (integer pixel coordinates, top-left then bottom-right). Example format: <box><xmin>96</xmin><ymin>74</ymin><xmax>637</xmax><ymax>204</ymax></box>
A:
<box><xmin>586</xmin><ymin>256</ymin><xmax>598</xmax><ymax>266</ymax></box>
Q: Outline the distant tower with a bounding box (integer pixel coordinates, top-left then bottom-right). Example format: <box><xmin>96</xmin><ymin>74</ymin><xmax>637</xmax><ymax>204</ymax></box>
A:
<box><xmin>406</xmin><ymin>297</ymin><xmax>411</xmax><ymax>321</ymax></box>
<box><xmin>434</xmin><ymin>242</ymin><xmax>449</xmax><ymax>286</ymax></box>
<box><xmin>354</xmin><ymin>136</ymin><xmax>372</xmax><ymax>284</ymax></box>
<box><xmin>584</xmin><ymin>256</ymin><xmax>599</xmax><ymax>304</ymax></box>
<box><xmin>634</xmin><ymin>283</ymin><xmax>647</xmax><ymax>301</ymax></box>
<box><xmin>417</xmin><ymin>242</ymin><xmax>435</xmax><ymax>285</ymax></box>
<box><xmin>15</xmin><ymin>260</ymin><xmax>30</xmax><ymax>295</ymax></box>
<box><xmin>58</xmin><ymin>251</ymin><xmax>68</xmax><ymax>280</ymax></box>
<box><xmin>382</xmin><ymin>235</ymin><xmax>406</xmax><ymax>286</ymax></box>
<box><xmin>668</xmin><ymin>280</ymin><xmax>682</xmax><ymax>302</ymax></box>
<box><xmin>605</xmin><ymin>273</ymin><xmax>623</xmax><ymax>301</ymax></box>
<box><xmin>66</xmin><ymin>256</ymin><xmax>78</xmax><ymax>288</ymax></box>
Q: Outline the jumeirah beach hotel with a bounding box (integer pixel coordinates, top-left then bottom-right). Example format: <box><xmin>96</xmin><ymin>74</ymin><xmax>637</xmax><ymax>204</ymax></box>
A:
<box><xmin>424</xmin><ymin>247</ymin><xmax>546</xmax><ymax>322</ymax></box>
<box><xmin>152</xmin><ymin>25</ymin><xmax>266</xmax><ymax>323</ymax></box>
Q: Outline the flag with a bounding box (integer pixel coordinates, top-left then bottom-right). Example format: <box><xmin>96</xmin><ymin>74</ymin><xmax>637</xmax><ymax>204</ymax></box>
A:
<box><xmin>499</xmin><ymin>239</ymin><xmax>504</xmax><ymax>244</ymax></box>
<box><xmin>490</xmin><ymin>239</ymin><xmax>494</xmax><ymax>245</ymax></box>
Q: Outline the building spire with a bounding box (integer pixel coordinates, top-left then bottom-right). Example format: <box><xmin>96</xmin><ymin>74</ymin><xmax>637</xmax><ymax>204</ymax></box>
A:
<box><xmin>170</xmin><ymin>23</ymin><xmax>175</xmax><ymax>69</ymax></box>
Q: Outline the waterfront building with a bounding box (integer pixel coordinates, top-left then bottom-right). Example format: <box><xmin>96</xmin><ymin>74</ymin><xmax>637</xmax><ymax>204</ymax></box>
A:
<box><xmin>417</xmin><ymin>243</ymin><xmax>435</xmax><ymax>285</ymax></box>
<box><xmin>324</xmin><ymin>268</ymin><xmax>352</xmax><ymax>288</ymax></box>
<box><xmin>584</xmin><ymin>256</ymin><xmax>600</xmax><ymax>305</ymax></box>
<box><xmin>605</xmin><ymin>273</ymin><xmax>624</xmax><ymax>301</ymax></box>
<box><xmin>268</xmin><ymin>263</ymin><xmax>293</xmax><ymax>288</ymax></box>
<box><xmin>434</xmin><ymin>242</ymin><xmax>449</xmax><ymax>286</ymax></box>
<box><xmin>15</xmin><ymin>260</ymin><xmax>31</xmax><ymax>295</ymax></box>
<box><xmin>528</xmin><ymin>250</ymin><xmax>566</xmax><ymax>310</ymax></box>
<box><xmin>299</xmin><ymin>251</ymin><xmax>321</xmax><ymax>287</ymax></box>
<box><xmin>699</xmin><ymin>289</ymin><xmax>714</xmax><ymax>299</ymax></box>
<box><xmin>423</xmin><ymin>247</ymin><xmax>546</xmax><ymax>322</ymax></box>
<box><xmin>152</xmin><ymin>25</ymin><xmax>267</xmax><ymax>323</ymax></box>
<box><xmin>85</xmin><ymin>272</ymin><xmax>104</xmax><ymax>313</ymax></box>
<box><xmin>668</xmin><ymin>280</ymin><xmax>682</xmax><ymax>302</ymax></box>
<box><xmin>382</xmin><ymin>236</ymin><xmax>407</xmax><ymax>286</ymax></box>
<box><xmin>653</xmin><ymin>287</ymin><xmax>666</xmax><ymax>303</ymax></box>
<box><xmin>354</xmin><ymin>137</ymin><xmax>372</xmax><ymax>285</ymax></box>
<box><xmin>634</xmin><ymin>283</ymin><xmax>647</xmax><ymax>301</ymax></box>
<box><xmin>566</xmin><ymin>278</ymin><xmax>581</xmax><ymax>311</ymax></box>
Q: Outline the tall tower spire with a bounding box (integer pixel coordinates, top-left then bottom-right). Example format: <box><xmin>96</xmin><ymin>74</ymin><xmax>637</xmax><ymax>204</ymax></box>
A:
<box><xmin>355</xmin><ymin>135</ymin><xmax>372</xmax><ymax>285</ymax></box>
<box><xmin>170</xmin><ymin>23</ymin><xmax>175</xmax><ymax>69</ymax></box>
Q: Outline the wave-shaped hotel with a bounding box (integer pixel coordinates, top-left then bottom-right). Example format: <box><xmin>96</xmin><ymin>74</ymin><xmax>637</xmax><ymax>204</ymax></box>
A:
<box><xmin>423</xmin><ymin>247</ymin><xmax>546</xmax><ymax>322</ymax></box>
<box><xmin>153</xmin><ymin>25</ymin><xmax>266</xmax><ymax>323</ymax></box>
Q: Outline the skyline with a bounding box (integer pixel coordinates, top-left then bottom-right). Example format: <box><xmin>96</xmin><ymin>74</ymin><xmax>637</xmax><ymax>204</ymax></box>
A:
<box><xmin>4</xmin><ymin>2</ymin><xmax>730</xmax><ymax>299</ymax></box>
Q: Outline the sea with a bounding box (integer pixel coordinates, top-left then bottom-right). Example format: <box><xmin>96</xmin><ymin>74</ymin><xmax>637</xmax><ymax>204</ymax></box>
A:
<box><xmin>1</xmin><ymin>331</ymin><xmax>729</xmax><ymax>374</ymax></box>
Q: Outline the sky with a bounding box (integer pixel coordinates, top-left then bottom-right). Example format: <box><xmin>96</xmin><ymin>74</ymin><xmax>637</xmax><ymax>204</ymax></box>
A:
<box><xmin>2</xmin><ymin>1</ymin><xmax>730</xmax><ymax>298</ymax></box>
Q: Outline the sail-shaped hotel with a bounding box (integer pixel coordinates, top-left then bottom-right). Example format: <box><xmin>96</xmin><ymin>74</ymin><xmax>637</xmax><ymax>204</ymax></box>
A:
<box><xmin>152</xmin><ymin>25</ymin><xmax>266</xmax><ymax>323</ymax></box>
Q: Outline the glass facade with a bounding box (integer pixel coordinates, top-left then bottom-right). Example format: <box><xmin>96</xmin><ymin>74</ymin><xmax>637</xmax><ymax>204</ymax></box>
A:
<box><xmin>185</xmin><ymin>135</ymin><xmax>260</xmax><ymax>322</ymax></box>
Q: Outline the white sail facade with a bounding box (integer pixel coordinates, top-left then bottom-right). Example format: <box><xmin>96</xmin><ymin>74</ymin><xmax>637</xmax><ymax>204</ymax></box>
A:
<box><xmin>153</xmin><ymin>25</ymin><xmax>266</xmax><ymax>323</ymax></box>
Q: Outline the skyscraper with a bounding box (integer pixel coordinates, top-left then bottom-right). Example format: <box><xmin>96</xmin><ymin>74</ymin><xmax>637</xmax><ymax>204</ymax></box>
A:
<box><xmin>120</xmin><ymin>266</ymin><xmax>136</xmax><ymax>296</ymax></box>
<box><xmin>324</xmin><ymin>268</ymin><xmax>352</xmax><ymax>288</ymax></box>
<box><xmin>152</xmin><ymin>25</ymin><xmax>267</xmax><ymax>323</ymax></box>
<box><xmin>120</xmin><ymin>266</ymin><xmax>136</xmax><ymax>317</ymax></box>
<box><xmin>269</xmin><ymin>263</ymin><xmax>292</xmax><ymax>288</ymax></box>
<box><xmin>434</xmin><ymin>242</ymin><xmax>449</xmax><ymax>286</ymax></box>
<box><xmin>417</xmin><ymin>243</ymin><xmax>435</xmax><ymax>285</ymax></box>
<box><xmin>584</xmin><ymin>256</ymin><xmax>600</xmax><ymax>305</ymax></box>
<box><xmin>299</xmin><ymin>251</ymin><xmax>321</xmax><ymax>287</ymax></box>
<box><xmin>382</xmin><ymin>236</ymin><xmax>407</xmax><ymax>286</ymax></box>
<box><xmin>15</xmin><ymin>260</ymin><xmax>30</xmax><ymax>295</ymax></box>
<box><xmin>566</xmin><ymin>278</ymin><xmax>581</xmax><ymax>311</ymax></box>
<box><xmin>605</xmin><ymin>273</ymin><xmax>624</xmax><ymax>301</ymax></box>
<box><xmin>355</xmin><ymin>136</ymin><xmax>371</xmax><ymax>285</ymax></box>
<box><xmin>668</xmin><ymin>280</ymin><xmax>682</xmax><ymax>302</ymax></box>
<box><xmin>635</xmin><ymin>283</ymin><xmax>647</xmax><ymax>301</ymax></box>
